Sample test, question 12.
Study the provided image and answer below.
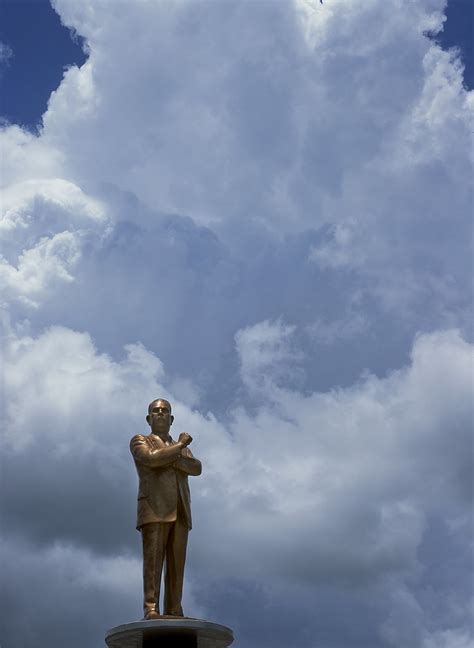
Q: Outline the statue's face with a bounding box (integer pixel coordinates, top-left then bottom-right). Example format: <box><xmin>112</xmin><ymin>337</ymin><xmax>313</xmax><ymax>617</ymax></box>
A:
<box><xmin>147</xmin><ymin>399</ymin><xmax>173</xmax><ymax>435</ymax></box>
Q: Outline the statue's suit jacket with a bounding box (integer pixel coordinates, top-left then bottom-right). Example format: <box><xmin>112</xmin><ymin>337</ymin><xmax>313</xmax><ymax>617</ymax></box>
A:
<box><xmin>130</xmin><ymin>433</ymin><xmax>197</xmax><ymax>530</ymax></box>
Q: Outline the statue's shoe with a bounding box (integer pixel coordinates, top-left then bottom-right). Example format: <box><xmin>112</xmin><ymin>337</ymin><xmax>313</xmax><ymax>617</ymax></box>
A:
<box><xmin>164</xmin><ymin>606</ymin><xmax>184</xmax><ymax>617</ymax></box>
<box><xmin>143</xmin><ymin>609</ymin><xmax>160</xmax><ymax>620</ymax></box>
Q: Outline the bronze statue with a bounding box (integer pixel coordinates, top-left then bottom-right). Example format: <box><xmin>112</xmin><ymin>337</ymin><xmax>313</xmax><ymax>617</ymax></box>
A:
<box><xmin>130</xmin><ymin>398</ymin><xmax>202</xmax><ymax>620</ymax></box>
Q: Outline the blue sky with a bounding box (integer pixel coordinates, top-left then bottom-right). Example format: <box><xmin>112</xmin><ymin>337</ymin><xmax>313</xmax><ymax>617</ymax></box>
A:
<box><xmin>0</xmin><ymin>0</ymin><xmax>84</xmax><ymax>128</ymax></box>
<box><xmin>0</xmin><ymin>2</ymin><xmax>473</xmax><ymax>648</ymax></box>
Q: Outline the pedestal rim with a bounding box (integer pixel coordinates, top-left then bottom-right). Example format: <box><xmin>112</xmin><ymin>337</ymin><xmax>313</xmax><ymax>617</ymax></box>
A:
<box><xmin>105</xmin><ymin>617</ymin><xmax>234</xmax><ymax>641</ymax></box>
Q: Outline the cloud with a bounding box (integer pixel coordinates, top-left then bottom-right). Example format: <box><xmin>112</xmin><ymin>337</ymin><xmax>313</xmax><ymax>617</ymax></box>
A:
<box><xmin>307</xmin><ymin>309</ymin><xmax>367</xmax><ymax>345</ymax></box>
<box><xmin>0</xmin><ymin>534</ymin><xmax>141</xmax><ymax>647</ymax></box>
<box><xmin>235</xmin><ymin>319</ymin><xmax>301</xmax><ymax>394</ymax></box>
<box><xmin>306</xmin><ymin>34</ymin><xmax>473</xmax><ymax>316</ymax></box>
<box><xmin>3</xmin><ymin>0</ymin><xmax>469</xmax><ymax>356</ymax></box>
<box><xmin>1</xmin><ymin>0</ymin><xmax>471</xmax><ymax>367</ymax></box>
<box><xmin>422</xmin><ymin>629</ymin><xmax>474</xmax><ymax>648</ymax></box>
<box><xmin>0</xmin><ymin>41</ymin><xmax>13</xmax><ymax>71</ymax></box>
<box><xmin>1</xmin><ymin>0</ymin><xmax>473</xmax><ymax>645</ymax></box>
<box><xmin>0</xmin><ymin>125</ymin><xmax>63</xmax><ymax>187</ymax></box>
<box><xmin>0</xmin><ymin>178</ymin><xmax>108</xmax><ymax>307</ymax></box>
<box><xmin>44</xmin><ymin>0</ymin><xmax>469</xmax><ymax>241</ymax></box>
<box><xmin>0</xmin><ymin>231</ymin><xmax>82</xmax><ymax>307</ymax></box>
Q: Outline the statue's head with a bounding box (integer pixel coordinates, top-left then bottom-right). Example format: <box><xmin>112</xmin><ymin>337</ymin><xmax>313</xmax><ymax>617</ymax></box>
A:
<box><xmin>146</xmin><ymin>398</ymin><xmax>174</xmax><ymax>435</ymax></box>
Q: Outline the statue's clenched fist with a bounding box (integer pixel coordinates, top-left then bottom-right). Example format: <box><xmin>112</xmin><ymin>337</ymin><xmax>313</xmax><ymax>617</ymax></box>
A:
<box><xmin>178</xmin><ymin>432</ymin><xmax>193</xmax><ymax>447</ymax></box>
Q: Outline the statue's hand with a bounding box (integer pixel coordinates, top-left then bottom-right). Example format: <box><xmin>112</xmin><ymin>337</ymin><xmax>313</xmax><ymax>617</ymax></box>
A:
<box><xmin>178</xmin><ymin>432</ymin><xmax>193</xmax><ymax>447</ymax></box>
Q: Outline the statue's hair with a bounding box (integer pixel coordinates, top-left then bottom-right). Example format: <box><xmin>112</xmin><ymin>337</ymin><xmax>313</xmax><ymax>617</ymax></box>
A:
<box><xmin>148</xmin><ymin>398</ymin><xmax>172</xmax><ymax>414</ymax></box>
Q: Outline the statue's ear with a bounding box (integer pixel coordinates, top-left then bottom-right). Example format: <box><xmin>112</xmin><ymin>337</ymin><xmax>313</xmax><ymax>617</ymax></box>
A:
<box><xmin>146</xmin><ymin>414</ymin><xmax>150</xmax><ymax>425</ymax></box>
<box><xmin>170</xmin><ymin>415</ymin><xmax>174</xmax><ymax>426</ymax></box>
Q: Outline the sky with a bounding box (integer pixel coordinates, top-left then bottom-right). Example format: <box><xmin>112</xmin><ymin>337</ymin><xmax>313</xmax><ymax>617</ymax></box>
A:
<box><xmin>0</xmin><ymin>1</ymin><xmax>473</xmax><ymax>647</ymax></box>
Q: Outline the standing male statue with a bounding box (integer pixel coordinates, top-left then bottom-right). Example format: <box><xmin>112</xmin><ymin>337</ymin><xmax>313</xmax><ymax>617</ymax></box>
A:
<box><xmin>130</xmin><ymin>398</ymin><xmax>202</xmax><ymax>620</ymax></box>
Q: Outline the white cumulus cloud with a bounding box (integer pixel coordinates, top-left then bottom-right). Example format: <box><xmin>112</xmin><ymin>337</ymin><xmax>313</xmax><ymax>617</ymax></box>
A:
<box><xmin>1</xmin><ymin>0</ymin><xmax>472</xmax><ymax>646</ymax></box>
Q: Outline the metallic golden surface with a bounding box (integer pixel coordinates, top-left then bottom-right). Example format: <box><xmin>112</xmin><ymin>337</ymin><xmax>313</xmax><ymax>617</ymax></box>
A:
<box><xmin>130</xmin><ymin>399</ymin><xmax>202</xmax><ymax>618</ymax></box>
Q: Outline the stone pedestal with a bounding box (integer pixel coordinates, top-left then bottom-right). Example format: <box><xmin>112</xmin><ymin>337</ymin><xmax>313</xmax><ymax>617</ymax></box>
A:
<box><xmin>105</xmin><ymin>618</ymin><xmax>234</xmax><ymax>648</ymax></box>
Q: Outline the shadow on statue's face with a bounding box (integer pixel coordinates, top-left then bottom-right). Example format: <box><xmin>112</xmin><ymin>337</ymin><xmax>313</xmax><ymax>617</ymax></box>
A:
<box><xmin>146</xmin><ymin>399</ymin><xmax>174</xmax><ymax>435</ymax></box>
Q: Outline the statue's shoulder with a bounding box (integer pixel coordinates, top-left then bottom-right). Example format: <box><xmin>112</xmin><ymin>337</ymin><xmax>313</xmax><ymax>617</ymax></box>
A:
<box><xmin>130</xmin><ymin>433</ymin><xmax>148</xmax><ymax>449</ymax></box>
